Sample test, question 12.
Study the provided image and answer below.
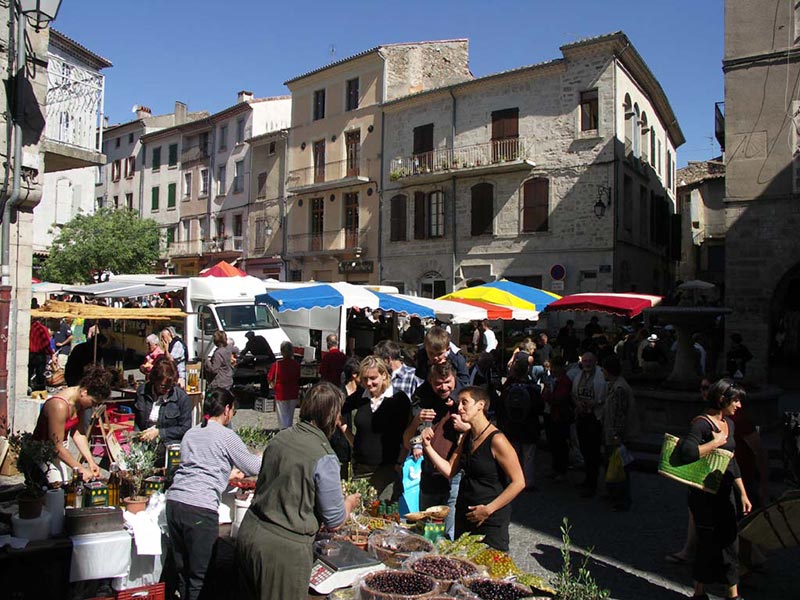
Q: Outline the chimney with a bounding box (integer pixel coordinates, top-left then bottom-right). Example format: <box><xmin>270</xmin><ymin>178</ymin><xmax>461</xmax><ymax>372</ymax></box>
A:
<box><xmin>174</xmin><ymin>101</ymin><xmax>188</xmax><ymax>125</ymax></box>
<box><xmin>237</xmin><ymin>90</ymin><xmax>254</xmax><ymax>103</ymax></box>
<box><xmin>136</xmin><ymin>106</ymin><xmax>152</xmax><ymax>119</ymax></box>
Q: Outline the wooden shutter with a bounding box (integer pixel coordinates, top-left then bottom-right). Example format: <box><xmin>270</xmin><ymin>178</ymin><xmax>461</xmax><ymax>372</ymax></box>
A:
<box><xmin>491</xmin><ymin>108</ymin><xmax>519</xmax><ymax>140</ymax></box>
<box><xmin>257</xmin><ymin>172</ymin><xmax>267</xmax><ymax>197</ymax></box>
<box><xmin>414</xmin><ymin>191</ymin><xmax>427</xmax><ymax>239</ymax></box>
<box><xmin>390</xmin><ymin>195</ymin><xmax>407</xmax><ymax>241</ymax></box>
<box><xmin>413</xmin><ymin>124</ymin><xmax>434</xmax><ymax>154</ymax></box>
<box><xmin>471</xmin><ymin>183</ymin><xmax>493</xmax><ymax>236</ymax></box>
<box><xmin>522</xmin><ymin>178</ymin><xmax>548</xmax><ymax>233</ymax></box>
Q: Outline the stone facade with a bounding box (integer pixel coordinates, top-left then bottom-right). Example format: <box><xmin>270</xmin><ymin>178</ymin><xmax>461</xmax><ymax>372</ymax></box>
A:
<box><xmin>380</xmin><ymin>33</ymin><xmax>682</xmax><ymax>300</ymax></box>
<box><xmin>283</xmin><ymin>40</ymin><xmax>471</xmax><ymax>284</ymax></box>
<box><xmin>723</xmin><ymin>0</ymin><xmax>800</xmax><ymax>380</ymax></box>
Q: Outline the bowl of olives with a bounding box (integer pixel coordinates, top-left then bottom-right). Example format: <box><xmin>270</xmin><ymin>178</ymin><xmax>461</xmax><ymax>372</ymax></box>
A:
<box><xmin>461</xmin><ymin>576</ymin><xmax>547</xmax><ymax>600</ymax></box>
<box><xmin>407</xmin><ymin>554</ymin><xmax>479</xmax><ymax>586</ymax></box>
<box><xmin>360</xmin><ymin>569</ymin><xmax>439</xmax><ymax>599</ymax></box>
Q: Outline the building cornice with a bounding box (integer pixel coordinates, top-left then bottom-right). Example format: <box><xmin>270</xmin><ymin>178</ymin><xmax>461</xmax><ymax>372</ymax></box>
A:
<box><xmin>50</xmin><ymin>29</ymin><xmax>112</xmax><ymax>69</ymax></box>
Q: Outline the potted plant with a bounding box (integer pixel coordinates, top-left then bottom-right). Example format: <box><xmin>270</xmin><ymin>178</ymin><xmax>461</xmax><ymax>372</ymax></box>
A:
<box><xmin>119</xmin><ymin>438</ymin><xmax>157</xmax><ymax>514</ymax></box>
<box><xmin>8</xmin><ymin>432</ymin><xmax>58</xmax><ymax>519</ymax></box>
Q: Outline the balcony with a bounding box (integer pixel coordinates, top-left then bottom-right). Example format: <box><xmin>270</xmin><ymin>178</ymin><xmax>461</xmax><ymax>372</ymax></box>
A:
<box><xmin>389</xmin><ymin>138</ymin><xmax>534</xmax><ymax>184</ymax></box>
<box><xmin>286</xmin><ymin>158</ymin><xmax>372</xmax><ymax>193</ymax></box>
<box><xmin>181</xmin><ymin>142</ymin><xmax>210</xmax><ymax>163</ymax></box>
<box><xmin>164</xmin><ymin>239</ymin><xmax>203</xmax><ymax>258</ymax></box>
<box><xmin>43</xmin><ymin>54</ymin><xmax>106</xmax><ymax>172</ymax></box>
<box><xmin>287</xmin><ymin>228</ymin><xmax>367</xmax><ymax>256</ymax></box>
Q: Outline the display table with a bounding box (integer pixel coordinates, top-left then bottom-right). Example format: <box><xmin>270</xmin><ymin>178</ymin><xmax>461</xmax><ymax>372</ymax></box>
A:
<box><xmin>70</xmin><ymin>529</ymin><xmax>131</xmax><ymax>582</ymax></box>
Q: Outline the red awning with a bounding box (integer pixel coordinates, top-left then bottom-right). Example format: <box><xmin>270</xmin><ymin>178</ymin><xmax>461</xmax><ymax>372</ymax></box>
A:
<box><xmin>448</xmin><ymin>298</ymin><xmax>538</xmax><ymax>321</ymax></box>
<box><xmin>545</xmin><ymin>293</ymin><xmax>663</xmax><ymax>318</ymax></box>
<box><xmin>199</xmin><ymin>261</ymin><xmax>246</xmax><ymax>277</ymax></box>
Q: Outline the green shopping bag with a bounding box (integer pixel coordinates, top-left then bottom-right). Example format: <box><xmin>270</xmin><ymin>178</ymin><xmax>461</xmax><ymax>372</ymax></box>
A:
<box><xmin>605</xmin><ymin>447</ymin><xmax>626</xmax><ymax>484</ymax></box>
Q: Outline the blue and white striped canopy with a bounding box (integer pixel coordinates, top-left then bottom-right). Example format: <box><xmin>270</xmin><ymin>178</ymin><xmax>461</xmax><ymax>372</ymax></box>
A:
<box><xmin>256</xmin><ymin>282</ymin><xmax>435</xmax><ymax>318</ymax></box>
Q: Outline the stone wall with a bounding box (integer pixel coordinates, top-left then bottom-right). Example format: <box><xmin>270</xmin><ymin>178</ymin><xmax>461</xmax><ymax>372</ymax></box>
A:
<box><xmin>383</xmin><ymin>40</ymin><xmax>471</xmax><ymax>101</ymax></box>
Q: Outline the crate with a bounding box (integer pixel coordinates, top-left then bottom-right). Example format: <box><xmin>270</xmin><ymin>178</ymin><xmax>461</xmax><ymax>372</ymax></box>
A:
<box><xmin>115</xmin><ymin>583</ymin><xmax>165</xmax><ymax>600</ymax></box>
<box><xmin>107</xmin><ymin>410</ymin><xmax>135</xmax><ymax>424</ymax></box>
<box><xmin>85</xmin><ymin>481</ymin><xmax>109</xmax><ymax>507</ymax></box>
<box><xmin>254</xmin><ymin>396</ymin><xmax>275</xmax><ymax>413</ymax></box>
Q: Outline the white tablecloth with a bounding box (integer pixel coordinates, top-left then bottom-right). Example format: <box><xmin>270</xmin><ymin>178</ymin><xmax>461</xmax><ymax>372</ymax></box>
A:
<box><xmin>69</xmin><ymin>530</ymin><xmax>131</xmax><ymax>582</ymax></box>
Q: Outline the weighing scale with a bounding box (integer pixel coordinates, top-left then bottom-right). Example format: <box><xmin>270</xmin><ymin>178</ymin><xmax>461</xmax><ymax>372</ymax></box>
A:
<box><xmin>309</xmin><ymin>539</ymin><xmax>385</xmax><ymax>594</ymax></box>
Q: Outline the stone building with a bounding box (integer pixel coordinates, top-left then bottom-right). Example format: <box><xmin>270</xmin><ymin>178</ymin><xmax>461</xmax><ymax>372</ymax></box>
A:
<box><xmin>140</xmin><ymin>92</ymin><xmax>290</xmax><ymax>275</ymax></box>
<box><xmin>283</xmin><ymin>40</ymin><xmax>472</xmax><ymax>284</ymax></box>
<box><xmin>675</xmin><ymin>159</ymin><xmax>725</xmax><ymax>287</ymax></box>
<box><xmin>722</xmin><ymin>0</ymin><xmax>800</xmax><ymax>378</ymax></box>
<box><xmin>34</xmin><ymin>30</ymin><xmax>111</xmax><ymax>257</ymax></box>
<box><xmin>380</xmin><ymin>32</ymin><xmax>683</xmax><ymax>297</ymax></box>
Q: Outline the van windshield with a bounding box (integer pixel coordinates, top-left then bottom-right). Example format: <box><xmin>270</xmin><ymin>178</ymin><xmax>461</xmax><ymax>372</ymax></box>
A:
<box><xmin>215</xmin><ymin>304</ymin><xmax>280</xmax><ymax>332</ymax></box>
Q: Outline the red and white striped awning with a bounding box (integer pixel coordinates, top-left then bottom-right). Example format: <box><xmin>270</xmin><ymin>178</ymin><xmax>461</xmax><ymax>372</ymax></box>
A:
<box><xmin>545</xmin><ymin>293</ymin><xmax>663</xmax><ymax>318</ymax></box>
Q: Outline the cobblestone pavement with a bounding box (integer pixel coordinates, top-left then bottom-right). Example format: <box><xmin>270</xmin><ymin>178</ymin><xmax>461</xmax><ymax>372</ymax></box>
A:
<box><xmin>231</xmin><ymin>404</ymin><xmax>799</xmax><ymax>600</ymax></box>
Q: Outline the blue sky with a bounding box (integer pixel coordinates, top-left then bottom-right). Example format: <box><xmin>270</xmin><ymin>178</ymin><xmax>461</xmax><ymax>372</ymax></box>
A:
<box><xmin>54</xmin><ymin>0</ymin><xmax>723</xmax><ymax>167</ymax></box>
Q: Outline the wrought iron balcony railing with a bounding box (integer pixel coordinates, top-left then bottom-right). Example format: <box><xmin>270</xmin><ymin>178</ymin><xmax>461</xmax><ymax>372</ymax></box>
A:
<box><xmin>287</xmin><ymin>228</ymin><xmax>367</xmax><ymax>254</ymax></box>
<box><xmin>389</xmin><ymin>137</ymin><xmax>533</xmax><ymax>181</ymax></box>
<box><xmin>286</xmin><ymin>157</ymin><xmax>372</xmax><ymax>190</ymax></box>
<box><xmin>45</xmin><ymin>53</ymin><xmax>105</xmax><ymax>153</ymax></box>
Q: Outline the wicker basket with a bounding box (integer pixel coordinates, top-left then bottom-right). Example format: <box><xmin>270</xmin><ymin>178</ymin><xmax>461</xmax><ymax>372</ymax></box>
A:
<box><xmin>368</xmin><ymin>530</ymin><xmax>434</xmax><ymax>567</ymax></box>
<box><xmin>657</xmin><ymin>433</ymin><xmax>732</xmax><ymax>493</ymax></box>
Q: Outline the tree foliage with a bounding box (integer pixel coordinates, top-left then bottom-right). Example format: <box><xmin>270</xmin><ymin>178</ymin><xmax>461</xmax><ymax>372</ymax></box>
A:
<box><xmin>40</xmin><ymin>208</ymin><xmax>161</xmax><ymax>284</ymax></box>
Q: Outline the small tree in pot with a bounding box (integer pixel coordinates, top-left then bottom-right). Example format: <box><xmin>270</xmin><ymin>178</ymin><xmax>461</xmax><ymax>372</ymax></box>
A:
<box><xmin>8</xmin><ymin>432</ymin><xmax>58</xmax><ymax>519</ymax></box>
<box><xmin>119</xmin><ymin>438</ymin><xmax>157</xmax><ymax>513</ymax></box>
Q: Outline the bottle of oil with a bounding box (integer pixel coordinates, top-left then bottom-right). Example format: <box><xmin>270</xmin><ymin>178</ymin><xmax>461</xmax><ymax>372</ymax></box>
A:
<box><xmin>73</xmin><ymin>471</ymin><xmax>85</xmax><ymax>508</ymax></box>
<box><xmin>64</xmin><ymin>467</ymin><xmax>79</xmax><ymax>507</ymax></box>
<box><xmin>107</xmin><ymin>463</ymin><xmax>121</xmax><ymax>507</ymax></box>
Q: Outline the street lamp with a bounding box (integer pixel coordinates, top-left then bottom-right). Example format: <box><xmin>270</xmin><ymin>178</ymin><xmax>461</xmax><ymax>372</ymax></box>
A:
<box><xmin>594</xmin><ymin>185</ymin><xmax>611</xmax><ymax>218</ymax></box>
<box><xmin>18</xmin><ymin>0</ymin><xmax>62</xmax><ymax>31</ymax></box>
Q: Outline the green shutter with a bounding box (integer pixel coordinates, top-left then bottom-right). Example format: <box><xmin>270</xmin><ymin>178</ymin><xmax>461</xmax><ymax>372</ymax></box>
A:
<box><xmin>169</xmin><ymin>144</ymin><xmax>178</xmax><ymax>166</ymax></box>
<box><xmin>151</xmin><ymin>186</ymin><xmax>159</xmax><ymax>211</ymax></box>
<box><xmin>153</xmin><ymin>147</ymin><xmax>161</xmax><ymax>170</ymax></box>
<box><xmin>168</xmin><ymin>183</ymin><xmax>176</xmax><ymax>208</ymax></box>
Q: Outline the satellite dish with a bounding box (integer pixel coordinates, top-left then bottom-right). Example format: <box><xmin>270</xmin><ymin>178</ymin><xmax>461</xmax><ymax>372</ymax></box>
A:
<box><xmin>131</xmin><ymin>104</ymin><xmax>141</xmax><ymax>113</ymax></box>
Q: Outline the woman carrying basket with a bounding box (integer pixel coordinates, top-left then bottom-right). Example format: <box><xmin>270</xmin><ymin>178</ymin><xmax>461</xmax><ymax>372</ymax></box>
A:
<box><xmin>679</xmin><ymin>378</ymin><xmax>751</xmax><ymax>600</ymax></box>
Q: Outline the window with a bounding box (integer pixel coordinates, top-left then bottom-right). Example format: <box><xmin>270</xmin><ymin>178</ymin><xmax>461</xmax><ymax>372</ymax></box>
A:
<box><xmin>217</xmin><ymin>165</ymin><xmax>226</xmax><ymax>195</ymax></box>
<box><xmin>650</xmin><ymin>127</ymin><xmax>657</xmax><ymax>167</ymax></box>
<box><xmin>233</xmin><ymin>214</ymin><xmax>243</xmax><ymax>249</ymax></box>
<box><xmin>115</xmin><ymin>137</ymin><xmax>120</xmax><ymax>148</ymax></box>
<box><xmin>667</xmin><ymin>150</ymin><xmax>673</xmax><ymax>192</ymax></box>
<box><xmin>313</xmin><ymin>140</ymin><xmax>325</xmax><ymax>183</ymax></box>
<box><xmin>311</xmin><ymin>197</ymin><xmax>324</xmax><ymax>250</ymax></box>
<box><xmin>313</xmin><ymin>89</ymin><xmax>326</xmax><ymax>120</ymax></box>
<box><xmin>470</xmin><ymin>183</ymin><xmax>494</xmax><ymax>236</ymax></box>
<box><xmin>623</xmin><ymin>175</ymin><xmax>633</xmax><ymax>234</ymax></box>
<box><xmin>200</xmin><ymin>168</ymin><xmax>209</xmax><ymax>196</ymax></box>
<box><xmin>390</xmin><ymin>194</ymin><xmax>407</xmax><ymax>242</ymax></box>
<box><xmin>346</xmin><ymin>78</ymin><xmax>359</xmax><ymax>111</ymax></box>
<box><xmin>413</xmin><ymin>124</ymin><xmax>434</xmax><ymax>172</ymax></box>
<box><xmin>623</xmin><ymin>94</ymin><xmax>633</xmax><ymax>156</ymax></box>
<box><xmin>632</xmin><ymin>104</ymin><xmax>641</xmax><ymax>159</ymax></box>
<box><xmin>96</xmin><ymin>197</ymin><xmax>104</xmax><ymax>210</ymax></box>
<box><xmin>234</xmin><ymin>160</ymin><xmax>244</xmax><ymax>193</ymax></box>
<box><xmin>640</xmin><ymin>112</ymin><xmax>649</xmax><ymax>163</ymax></box>
<box><xmin>183</xmin><ymin>172</ymin><xmax>192</xmax><ymax>197</ymax></box>
<box><xmin>219</xmin><ymin>124</ymin><xmax>228</xmax><ymax>150</ymax></box>
<box><xmin>125</xmin><ymin>193</ymin><xmax>133</xmax><ymax>211</ymax></box>
<box><xmin>216</xmin><ymin>217</ymin><xmax>225</xmax><ymax>238</ymax></box>
<box><xmin>113</xmin><ymin>195</ymin><xmax>119</xmax><ymax>209</ymax></box>
<box><xmin>420</xmin><ymin>276</ymin><xmax>446</xmax><ymax>299</ymax></box>
<box><xmin>268</xmin><ymin>141</ymin><xmax>276</xmax><ymax>155</ymax></box>
<box><xmin>344</xmin><ymin>192</ymin><xmax>359</xmax><ymax>248</ymax></box>
<box><xmin>491</xmin><ymin>108</ymin><xmax>520</xmax><ymax>161</ymax></box>
<box><xmin>580</xmin><ymin>90</ymin><xmax>599</xmax><ymax>131</ymax></box>
<box><xmin>166</xmin><ymin>226</ymin><xmax>176</xmax><ymax>246</ymax></box>
<box><xmin>152</xmin><ymin>147</ymin><xmax>161</xmax><ymax>171</ymax></box>
<box><xmin>522</xmin><ymin>178</ymin><xmax>549</xmax><ymax>233</ymax></box>
<box><xmin>111</xmin><ymin>159</ymin><xmax>121</xmax><ymax>181</ymax></box>
<box><xmin>428</xmin><ymin>191</ymin><xmax>445</xmax><ymax>238</ymax></box>
<box><xmin>236</xmin><ymin>117</ymin><xmax>245</xmax><ymax>144</ymax></box>
<box><xmin>151</xmin><ymin>186</ymin><xmax>159</xmax><ymax>211</ymax></box>
<box><xmin>128</xmin><ymin>132</ymin><xmax>134</xmax><ymax>144</ymax></box>
<box><xmin>168</xmin><ymin>183</ymin><xmax>176</xmax><ymax>208</ymax></box>
<box><xmin>345</xmin><ymin>130</ymin><xmax>360</xmax><ymax>177</ymax></box>
<box><xmin>168</xmin><ymin>143</ymin><xmax>178</xmax><ymax>167</ymax></box>
<box><xmin>199</xmin><ymin>216</ymin><xmax>207</xmax><ymax>240</ymax></box>
<box><xmin>124</xmin><ymin>156</ymin><xmax>135</xmax><ymax>178</ymax></box>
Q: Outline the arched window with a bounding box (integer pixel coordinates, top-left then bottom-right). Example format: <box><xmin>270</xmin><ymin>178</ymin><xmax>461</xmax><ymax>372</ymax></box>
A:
<box><xmin>470</xmin><ymin>182</ymin><xmax>494</xmax><ymax>236</ymax></box>
<box><xmin>389</xmin><ymin>194</ymin><xmax>407</xmax><ymax>241</ymax></box>
<box><xmin>522</xmin><ymin>177</ymin><xmax>549</xmax><ymax>233</ymax></box>
<box><xmin>632</xmin><ymin>103</ymin><xmax>641</xmax><ymax>159</ymax></box>
<box><xmin>640</xmin><ymin>112</ymin><xmax>649</xmax><ymax>163</ymax></box>
<box><xmin>623</xmin><ymin>94</ymin><xmax>633</xmax><ymax>155</ymax></box>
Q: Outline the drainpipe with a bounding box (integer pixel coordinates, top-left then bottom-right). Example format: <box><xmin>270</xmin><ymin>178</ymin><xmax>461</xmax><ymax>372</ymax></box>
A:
<box><xmin>0</xmin><ymin>6</ymin><xmax>27</xmax><ymax>433</ymax></box>
<box><xmin>281</xmin><ymin>131</ymin><xmax>289</xmax><ymax>279</ymax></box>
<box><xmin>449</xmin><ymin>89</ymin><xmax>457</xmax><ymax>291</ymax></box>
<box><xmin>378</xmin><ymin>111</ymin><xmax>385</xmax><ymax>284</ymax></box>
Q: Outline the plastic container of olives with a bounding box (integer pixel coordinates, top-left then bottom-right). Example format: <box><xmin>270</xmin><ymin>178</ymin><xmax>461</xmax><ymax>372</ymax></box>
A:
<box><xmin>359</xmin><ymin>569</ymin><xmax>440</xmax><ymax>599</ymax></box>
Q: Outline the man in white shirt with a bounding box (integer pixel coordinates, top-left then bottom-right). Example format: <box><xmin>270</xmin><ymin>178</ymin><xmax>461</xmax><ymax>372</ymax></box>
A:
<box><xmin>482</xmin><ymin>319</ymin><xmax>498</xmax><ymax>352</ymax></box>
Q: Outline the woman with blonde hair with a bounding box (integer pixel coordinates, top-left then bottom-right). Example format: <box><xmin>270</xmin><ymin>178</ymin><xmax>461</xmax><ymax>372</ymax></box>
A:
<box><xmin>341</xmin><ymin>355</ymin><xmax>411</xmax><ymax>500</ymax></box>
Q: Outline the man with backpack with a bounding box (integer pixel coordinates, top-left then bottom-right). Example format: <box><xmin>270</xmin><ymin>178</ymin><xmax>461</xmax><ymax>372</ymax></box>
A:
<box><xmin>161</xmin><ymin>327</ymin><xmax>188</xmax><ymax>388</ymax></box>
<box><xmin>497</xmin><ymin>358</ymin><xmax>542</xmax><ymax>491</ymax></box>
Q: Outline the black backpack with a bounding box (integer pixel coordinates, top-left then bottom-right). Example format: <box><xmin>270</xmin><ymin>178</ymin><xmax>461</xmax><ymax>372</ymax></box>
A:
<box><xmin>506</xmin><ymin>383</ymin><xmax>532</xmax><ymax>423</ymax></box>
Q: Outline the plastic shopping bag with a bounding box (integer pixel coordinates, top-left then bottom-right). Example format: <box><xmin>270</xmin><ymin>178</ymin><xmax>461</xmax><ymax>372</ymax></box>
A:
<box><xmin>605</xmin><ymin>447</ymin><xmax>626</xmax><ymax>484</ymax></box>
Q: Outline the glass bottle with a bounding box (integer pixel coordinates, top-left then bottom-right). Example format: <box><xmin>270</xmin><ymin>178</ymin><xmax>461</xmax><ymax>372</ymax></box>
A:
<box><xmin>64</xmin><ymin>467</ymin><xmax>79</xmax><ymax>507</ymax></box>
<box><xmin>73</xmin><ymin>470</ymin><xmax>85</xmax><ymax>508</ymax></box>
<box><xmin>107</xmin><ymin>463</ymin><xmax>121</xmax><ymax>507</ymax></box>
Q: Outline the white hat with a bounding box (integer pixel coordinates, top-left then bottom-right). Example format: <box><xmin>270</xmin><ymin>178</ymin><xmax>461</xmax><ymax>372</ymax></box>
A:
<box><xmin>648</xmin><ymin>334</ymin><xmax>659</xmax><ymax>342</ymax></box>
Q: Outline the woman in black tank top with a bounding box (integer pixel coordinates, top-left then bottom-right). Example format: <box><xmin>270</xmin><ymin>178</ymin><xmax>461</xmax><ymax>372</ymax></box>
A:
<box><xmin>421</xmin><ymin>385</ymin><xmax>525</xmax><ymax>551</ymax></box>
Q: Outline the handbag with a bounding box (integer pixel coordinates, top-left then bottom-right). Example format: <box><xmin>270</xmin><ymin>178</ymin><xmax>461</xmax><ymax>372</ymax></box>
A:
<box><xmin>658</xmin><ymin>415</ymin><xmax>732</xmax><ymax>493</ymax></box>
<box><xmin>45</xmin><ymin>358</ymin><xmax>65</xmax><ymax>387</ymax></box>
